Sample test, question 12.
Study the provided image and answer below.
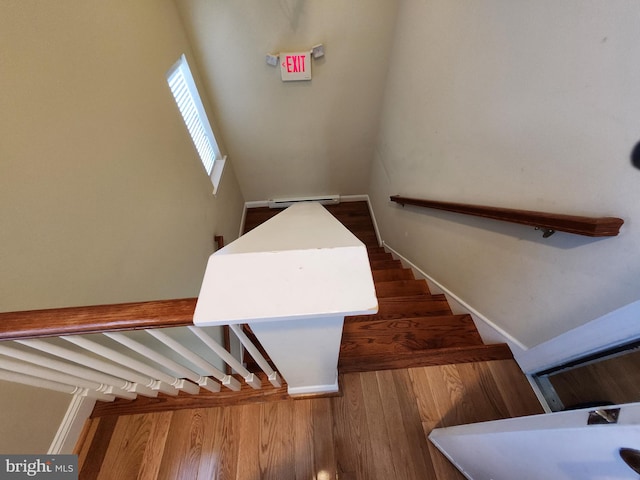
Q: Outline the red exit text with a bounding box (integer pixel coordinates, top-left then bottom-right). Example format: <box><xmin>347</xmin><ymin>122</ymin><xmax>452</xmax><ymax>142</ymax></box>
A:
<box><xmin>282</xmin><ymin>55</ymin><xmax>306</xmax><ymax>73</ymax></box>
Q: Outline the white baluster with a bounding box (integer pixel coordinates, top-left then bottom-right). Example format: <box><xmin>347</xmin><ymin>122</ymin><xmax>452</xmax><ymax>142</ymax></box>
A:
<box><xmin>188</xmin><ymin>326</ymin><xmax>261</xmax><ymax>389</ymax></box>
<box><xmin>103</xmin><ymin>332</ymin><xmax>216</xmax><ymax>393</ymax></box>
<box><xmin>146</xmin><ymin>329</ymin><xmax>240</xmax><ymax>391</ymax></box>
<box><xmin>0</xmin><ymin>369</ymin><xmax>114</xmax><ymax>401</ymax></box>
<box><xmin>16</xmin><ymin>338</ymin><xmax>160</xmax><ymax>397</ymax></box>
<box><xmin>0</xmin><ymin>343</ymin><xmax>137</xmax><ymax>399</ymax></box>
<box><xmin>0</xmin><ymin>359</ymin><xmax>116</xmax><ymax>402</ymax></box>
<box><xmin>61</xmin><ymin>335</ymin><xmax>191</xmax><ymax>395</ymax></box>
<box><xmin>229</xmin><ymin>324</ymin><xmax>282</xmax><ymax>387</ymax></box>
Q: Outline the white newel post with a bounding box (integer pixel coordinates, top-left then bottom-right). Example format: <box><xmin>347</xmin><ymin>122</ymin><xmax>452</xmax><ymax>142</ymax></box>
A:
<box><xmin>194</xmin><ymin>202</ymin><xmax>378</xmax><ymax>395</ymax></box>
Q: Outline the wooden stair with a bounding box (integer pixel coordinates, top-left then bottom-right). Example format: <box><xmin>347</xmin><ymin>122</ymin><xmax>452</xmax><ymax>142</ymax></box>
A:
<box><xmin>91</xmin><ymin>201</ymin><xmax>511</xmax><ymax>416</ymax></box>
<box><xmin>242</xmin><ymin>201</ymin><xmax>512</xmax><ymax>374</ymax></box>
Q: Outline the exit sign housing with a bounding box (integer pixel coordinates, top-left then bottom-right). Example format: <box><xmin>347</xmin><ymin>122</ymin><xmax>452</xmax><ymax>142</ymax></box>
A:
<box><xmin>280</xmin><ymin>52</ymin><xmax>311</xmax><ymax>82</ymax></box>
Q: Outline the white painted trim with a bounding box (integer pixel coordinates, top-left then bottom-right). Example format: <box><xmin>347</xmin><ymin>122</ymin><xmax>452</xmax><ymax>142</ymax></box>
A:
<box><xmin>517</xmin><ymin>299</ymin><xmax>640</xmax><ymax>374</ymax></box>
<box><xmin>244</xmin><ymin>194</ymin><xmax>368</xmax><ymax>211</ymax></box>
<box><xmin>48</xmin><ymin>395</ymin><xmax>96</xmax><ymax>454</ymax></box>
<box><xmin>238</xmin><ymin>203</ymin><xmax>248</xmax><ymax>238</ymax></box>
<box><xmin>339</xmin><ymin>194</ymin><xmax>369</xmax><ymax>203</ymax></box>
<box><xmin>242</xmin><ymin>194</ymin><xmax>378</xmax><ymax>242</ymax></box>
<box><xmin>287</xmin><ymin>378</ymin><xmax>339</xmax><ymax>396</ymax></box>
<box><xmin>382</xmin><ymin>241</ymin><xmax>528</xmax><ymax>355</ymax></box>
<box><xmin>362</xmin><ymin>195</ymin><xmax>383</xmax><ymax>247</ymax></box>
<box><xmin>525</xmin><ymin>374</ymin><xmax>553</xmax><ymax>413</ymax></box>
<box><xmin>244</xmin><ymin>200</ymin><xmax>270</xmax><ymax>208</ymax></box>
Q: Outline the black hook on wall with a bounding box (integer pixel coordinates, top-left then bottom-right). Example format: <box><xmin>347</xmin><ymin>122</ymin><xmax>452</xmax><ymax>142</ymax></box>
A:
<box><xmin>631</xmin><ymin>141</ymin><xmax>640</xmax><ymax>170</ymax></box>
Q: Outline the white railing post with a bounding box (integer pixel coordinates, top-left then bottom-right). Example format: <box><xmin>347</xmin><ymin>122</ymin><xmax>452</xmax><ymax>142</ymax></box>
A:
<box><xmin>0</xmin><ymin>343</ymin><xmax>137</xmax><ymax>399</ymax></box>
<box><xmin>229</xmin><ymin>324</ymin><xmax>282</xmax><ymax>387</ymax></box>
<box><xmin>145</xmin><ymin>329</ymin><xmax>241</xmax><ymax>391</ymax></box>
<box><xmin>188</xmin><ymin>326</ymin><xmax>262</xmax><ymax>389</ymax></box>
<box><xmin>16</xmin><ymin>338</ymin><xmax>162</xmax><ymax>397</ymax></box>
<box><xmin>103</xmin><ymin>332</ymin><xmax>220</xmax><ymax>393</ymax></box>
<box><xmin>0</xmin><ymin>360</ymin><xmax>115</xmax><ymax>402</ymax></box>
<box><xmin>0</xmin><ymin>369</ymin><xmax>113</xmax><ymax>401</ymax></box>
<box><xmin>60</xmin><ymin>336</ymin><xmax>197</xmax><ymax>395</ymax></box>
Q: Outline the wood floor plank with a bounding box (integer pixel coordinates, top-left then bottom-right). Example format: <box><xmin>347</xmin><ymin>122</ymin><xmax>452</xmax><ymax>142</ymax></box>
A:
<box><xmin>408</xmin><ymin>366</ymin><xmax>477</xmax><ymax>480</ymax></box>
<box><xmin>235</xmin><ymin>403</ymin><xmax>262</xmax><ymax>479</ymax></box>
<box><xmin>376</xmin><ymin>369</ymin><xmax>436</xmax><ymax>479</ymax></box>
<box><xmin>78</xmin><ymin>415</ymin><xmax>118</xmax><ymax>480</ymax></box>
<box><xmin>359</xmin><ymin>371</ymin><xmax>396</xmax><ymax>480</ymax></box>
<box><xmin>75</xmin><ymin>418</ymin><xmax>100</xmax><ymax>471</ymax></box>
<box><xmin>259</xmin><ymin>401</ymin><xmax>295</xmax><ymax>480</ymax></box>
<box><xmin>96</xmin><ymin>413</ymin><xmax>154</xmax><ymax>479</ymax></box>
<box><xmin>487</xmin><ymin>360</ymin><xmax>544</xmax><ymax>417</ymax></box>
<box><xmin>215</xmin><ymin>407</ymin><xmax>241</xmax><ymax>480</ymax></box>
<box><xmin>157</xmin><ymin>408</ymin><xmax>206</xmax><ymax>480</ymax></box>
<box><xmin>427</xmin><ymin>364</ymin><xmax>473</xmax><ymax>427</ymax></box>
<box><xmin>137</xmin><ymin>411</ymin><xmax>173</xmax><ymax>480</ymax></box>
<box><xmin>311</xmin><ymin>398</ymin><xmax>337</xmax><ymax>480</ymax></box>
<box><xmin>331</xmin><ymin>373</ymin><xmax>373</xmax><ymax>480</ymax></box>
<box><xmin>195</xmin><ymin>407</ymin><xmax>222</xmax><ymax>479</ymax></box>
<box><xmin>456</xmin><ymin>361</ymin><xmax>511</xmax><ymax>422</ymax></box>
<box><xmin>292</xmin><ymin>399</ymin><xmax>315</xmax><ymax>480</ymax></box>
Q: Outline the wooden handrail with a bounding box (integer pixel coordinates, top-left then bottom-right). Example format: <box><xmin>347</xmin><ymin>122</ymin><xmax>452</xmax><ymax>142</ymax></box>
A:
<box><xmin>0</xmin><ymin>298</ymin><xmax>197</xmax><ymax>341</ymax></box>
<box><xmin>390</xmin><ymin>195</ymin><xmax>624</xmax><ymax>237</ymax></box>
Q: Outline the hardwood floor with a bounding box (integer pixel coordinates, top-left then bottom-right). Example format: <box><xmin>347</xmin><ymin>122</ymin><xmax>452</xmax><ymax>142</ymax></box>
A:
<box><xmin>76</xmin><ymin>359</ymin><xmax>543</xmax><ymax>479</ymax></box>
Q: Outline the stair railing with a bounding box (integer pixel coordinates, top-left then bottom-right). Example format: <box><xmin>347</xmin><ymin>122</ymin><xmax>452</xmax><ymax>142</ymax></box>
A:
<box><xmin>0</xmin><ymin>298</ymin><xmax>281</xmax><ymax>402</ymax></box>
<box><xmin>390</xmin><ymin>195</ymin><xmax>624</xmax><ymax>238</ymax></box>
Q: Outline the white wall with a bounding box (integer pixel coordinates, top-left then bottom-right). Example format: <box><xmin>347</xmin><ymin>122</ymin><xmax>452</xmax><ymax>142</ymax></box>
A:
<box><xmin>0</xmin><ymin>0</ymin><xmax>244</xmax><ymax>453</ymax></box>
<box><xmin>369</xmin><ymin>0</ymin><xmax>640</xmax><ymax>348</ymax></box>
<box><xmin>174</xmin><ymin>0</ymin><xmax>399</xmax><ymax>201</ymax></box>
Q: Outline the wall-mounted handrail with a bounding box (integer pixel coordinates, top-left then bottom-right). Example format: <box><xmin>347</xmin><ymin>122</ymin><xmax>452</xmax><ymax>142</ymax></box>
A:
<box><xmin>390</xmin><ymin>195</ymin><xmax>624</xmax><ymax>237</ymax></box>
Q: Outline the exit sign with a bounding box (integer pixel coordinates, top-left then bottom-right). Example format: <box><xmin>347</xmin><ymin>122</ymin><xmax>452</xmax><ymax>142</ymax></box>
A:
<box><xmin>280</xmin><ymin>52</ymin><xmax>311</xmax><ymax>82</ymax></box>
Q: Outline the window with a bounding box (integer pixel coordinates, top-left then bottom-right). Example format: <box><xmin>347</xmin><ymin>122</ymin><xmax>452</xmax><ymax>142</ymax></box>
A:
<box><xmin>167</xmin><ymin>54</ymin><xmax>226</xmax><ymax>194</ymax></box>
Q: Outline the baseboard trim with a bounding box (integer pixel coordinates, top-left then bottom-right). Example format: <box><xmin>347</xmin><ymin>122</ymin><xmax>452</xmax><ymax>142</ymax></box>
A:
<box><xmin>381</xmin><ymin>241</ymin><xmax>528</xmax><ymax>355</ymax></box>
<box><xmin>242</xmin><ymin>195</ymin><xmax>379</xmax><ymax>243</ymax></box>
<box><xmin>48</xmin><ymin>395</ymin><xmax>95</xmax><ymax>454</ymax></box>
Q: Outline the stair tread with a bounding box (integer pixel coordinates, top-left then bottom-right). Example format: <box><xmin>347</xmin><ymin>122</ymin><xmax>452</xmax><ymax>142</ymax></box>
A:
<box><xmin>372</xmin><ymin>268</ymin><xmax>414</xmax><ymax>282</ymax></box>
<box><xmin>375</xmin><ymin>279</ymin><xmax>430</xmax><ymax>297</ymax></box>
<box><xmin>347</xmin><ymin>295</ymin><xmax>453</xmax><ymax>320</ymax></box>
<box><xmin>370</xmin><ymin>259</ymin><xmax>402</xmax><ymax>270</ymax></box>
<box><xmin>368</xmin><ymin>252</ymin><xmax>393</xmax><ymax>262</ymax></box>
<box><xmin>340</xmin><ymin>315</ymin><xmax>483</xmax><ymax>355</ymax></box>
<box><xmin>339</xmin><ymin>343</ymin><xmax>513</xmax><ymax>373</ymax></box>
